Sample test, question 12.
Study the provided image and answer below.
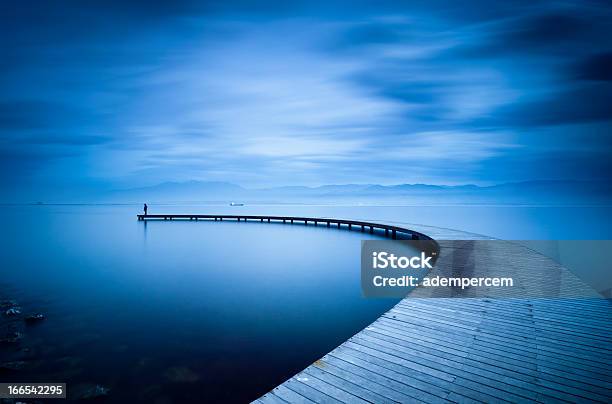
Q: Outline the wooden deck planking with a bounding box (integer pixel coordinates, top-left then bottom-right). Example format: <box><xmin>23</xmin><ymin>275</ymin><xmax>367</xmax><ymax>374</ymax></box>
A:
<box><xmin>308</xmin><ymin>357</ymin><xmax>418</xmax><ymax>403</ymax></box>
<box><xmin>270</xmin><ymin>385</ymin><xmax>315</xmax><ymax>403</ymax></box>
<box><xmin>252</xmin><ymin>223</ymin><xmax>611</xmax><ymax>403</ymax></box>
<box><xmin>323</xmin><ymin>352</ymin><xmax>454</xmax><ymax>403</ymax></box>
<box><xmin>302</xmin><ymin>366</ymin><xmax>397</xmax><ymax>404</ymax></box>
<box><xmin>257</xmin><ymin>298</ymin><xmax>610</xmax><ymax>403</ymax></box>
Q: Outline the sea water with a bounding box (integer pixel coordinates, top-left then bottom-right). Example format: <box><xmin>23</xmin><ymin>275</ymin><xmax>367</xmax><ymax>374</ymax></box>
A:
<box><xmin>0</xmin><ymin>203</ymin><xmax>610</xmax><ymax>402</ymax></box>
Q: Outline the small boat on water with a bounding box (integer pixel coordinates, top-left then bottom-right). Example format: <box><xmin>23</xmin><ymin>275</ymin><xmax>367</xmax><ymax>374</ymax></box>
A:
<box><xmin>229</xmin><ymin>202</ymin><xmax>244</xmax><ymax>206</ymax></box>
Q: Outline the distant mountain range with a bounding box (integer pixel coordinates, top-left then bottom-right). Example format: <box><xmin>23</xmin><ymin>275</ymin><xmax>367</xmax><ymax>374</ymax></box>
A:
<box><xmin>103</xmin><ymin>180</ymin><xmax>612</xmax><ymax>204</ymax></box>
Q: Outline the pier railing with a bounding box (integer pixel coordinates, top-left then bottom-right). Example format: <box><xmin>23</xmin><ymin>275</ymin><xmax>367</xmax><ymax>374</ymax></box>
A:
<box><xmin>137</xmin><ymin>214</ymin><xmax>434</xmax><ymax>241</ymax></box>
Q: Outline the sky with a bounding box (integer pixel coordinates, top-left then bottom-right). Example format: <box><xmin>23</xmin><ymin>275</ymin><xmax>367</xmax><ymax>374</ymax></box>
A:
<box><xmin>1</xmin><ymin>0</ymin><xmax>611</xmax><ymax>200</ymax></box>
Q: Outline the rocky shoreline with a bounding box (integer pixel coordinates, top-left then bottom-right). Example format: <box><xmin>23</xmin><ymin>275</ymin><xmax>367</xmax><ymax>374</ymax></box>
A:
<box><xmin>0</xmin><ymin>295</ymin><xmax>109</xmax><ymax>402</ymax></box>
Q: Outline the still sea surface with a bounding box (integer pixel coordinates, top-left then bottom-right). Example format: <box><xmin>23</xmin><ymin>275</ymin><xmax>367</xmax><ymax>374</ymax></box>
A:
<box><xmin>1</xmin><ymin>203</ymin><xmax>610</xmax><ymax>402</ymax></box>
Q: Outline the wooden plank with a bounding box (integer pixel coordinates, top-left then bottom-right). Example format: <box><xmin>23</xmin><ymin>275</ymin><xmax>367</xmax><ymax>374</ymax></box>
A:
<box><xmin>271</xmin><ymin>385</ymin><xmax>315</xmax><ymax>404</ymax></box>
<box><xmin>382</xmin><ymin>310</ymin><xmax>610</xmax><ymax>377</ymax></box>
<box><xmin>255</xmin><ymin>393</ymin><xmax>288</xmax><ymax>404</ymax></box>
<box><xmin>304</xmin><ymin>365</ymin><xmax>396</xmax><ymax>404</ymax></box>
<box><xmin>341</xmin><ymin>340</ymin><xmax>456</xmax><ymax>382</ymax></box>
<box><xmin>316</xmin><ymin>357</ymin><xmax>419</xmax><ymax>403</ymax></box>
<box><xmin>324</xmin><ymin>353</ymin><xmax>453</xmax><ymax>404</ymax></box>
<box><xmin>375</xmin><ymin>318</ymin><xmax>611</xmax><ymax>386</ymax></box>
<box><xmin>284</xmin><ymin>377</ymin><xmax>344</xmax><ymax>404</ymax></box>
<box><xmin>293</xmin><ymin>371</ymin><xmax>369</xmax><ymax>404</ymax></box>
<box><xmin>348</xmin><ymin>335</ymin><xmax>542</xmax><ymax>400</ymax></box>
<box><xmin>330</xmin><ymin>347</ymin><xmax>453</xmax><ymax>401</ymax></box>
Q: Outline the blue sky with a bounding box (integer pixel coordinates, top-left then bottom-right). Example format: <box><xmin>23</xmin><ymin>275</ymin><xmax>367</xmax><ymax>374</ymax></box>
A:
<box><xmin>1</xmin><ymin>0</ymin><xmax>611</xmax><ymax>199</ymax></box>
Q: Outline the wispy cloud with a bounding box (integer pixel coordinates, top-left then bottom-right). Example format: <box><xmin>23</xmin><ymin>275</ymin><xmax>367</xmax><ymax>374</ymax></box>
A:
<box><xmin>1</xmin><ymin>0</ymin><xmax>611</xmax><ymax>197</ymax></box>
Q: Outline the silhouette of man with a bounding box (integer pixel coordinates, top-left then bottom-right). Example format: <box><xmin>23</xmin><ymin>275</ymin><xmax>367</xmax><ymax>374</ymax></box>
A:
<box><xmin>144</xmin><ymin>203</ymin><xmax>148</xmax><ymax>215</ymax></box>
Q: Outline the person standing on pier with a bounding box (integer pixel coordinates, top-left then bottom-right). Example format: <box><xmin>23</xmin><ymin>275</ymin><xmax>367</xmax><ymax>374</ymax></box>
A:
<box><xmin>144</xmin><ymin>203</ymin><xmax>148</xmax><ymax>215</ymax></box>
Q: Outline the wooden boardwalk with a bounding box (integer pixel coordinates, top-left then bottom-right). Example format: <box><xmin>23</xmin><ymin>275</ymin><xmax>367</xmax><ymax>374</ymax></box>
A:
<box><xmin>137</xmin><ymin>214</ymin><xmax>434</xmax><ymax>241</ymax></box>
<box><xmin>138</xmin><ymin>214</ymin><xmax>611</xmax><ymax>402</ymax></box>
<box><xmin>256</xmin><ymin>297</ymin><xmax>610</xmax><ymax>404</ymax></box>
<box><xmin>250</xmin><ymin>224</ymin><xmax>611</xmax><ymax>403</ymax></box>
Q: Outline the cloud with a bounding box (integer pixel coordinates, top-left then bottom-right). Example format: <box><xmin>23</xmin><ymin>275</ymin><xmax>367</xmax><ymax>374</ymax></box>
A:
<box><xmin>238</xmin><ymin>136</ymin><xmax>368</xmax><ymax>159</ymax></box>
<box><xmin>0</xmin><ymin>100</ymin><xmax>71</xmax><ymax>130</ymax></box>
<box><xmin>0</xmin><ymin>99</ymin><xmax>113</xmax><ymax>147</ymax></box>
<box><xmin>329</xmin><ymin>20</ymin><xmax>410</xmax><ymax>53</ymax></box>
<box><xmin>1</xmin><ymin>0</ymin><xmax>612</xmax><ymax>196</ymax></box>
<box><xmin>576</xmin><ymin>52</ymin><xmax>612</xmax><ymax>81</ymax></box>
<box><xmin>503</xmin><ymin>12</ymin><xmax>589</xmax><ymax>45</ymax></box>
<box><xmin>449</xmin><ymin>7</ymin><xmax>610</xmax><ymax>59</ymax></box>
<box><xmin>482</xmin><ymin>83</ymin><xmax>612</xmax><ymax>127</ymax></box>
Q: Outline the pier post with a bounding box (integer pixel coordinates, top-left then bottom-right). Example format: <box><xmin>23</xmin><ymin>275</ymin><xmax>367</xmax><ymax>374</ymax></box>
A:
<box><xmin>142</xmin><ymin>215</ymin><xmax>433</xmax><ymax>248</ymax></box>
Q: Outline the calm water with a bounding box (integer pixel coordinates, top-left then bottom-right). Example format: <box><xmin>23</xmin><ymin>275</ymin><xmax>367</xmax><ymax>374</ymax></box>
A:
<box><xmin>1</xmin><ymin>203</ymin><xmax>610</xmax><ymax>402</ymax></box>
<box><xmin>0</xmin><ymin>205</ymin><xmax>401</xmax><ymax>402</ymax></box>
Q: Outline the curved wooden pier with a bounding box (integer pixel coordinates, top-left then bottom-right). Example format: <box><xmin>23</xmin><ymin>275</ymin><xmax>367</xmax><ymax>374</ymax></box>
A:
<box><xmin>137</xmin><ymin>214</ymin><xmax>434</xmax><ymax>241</ymax></box>
<box><xmin>138</xmin><ymin>215</ymin><xmax>611</xmax><ymax>403</ymax></box>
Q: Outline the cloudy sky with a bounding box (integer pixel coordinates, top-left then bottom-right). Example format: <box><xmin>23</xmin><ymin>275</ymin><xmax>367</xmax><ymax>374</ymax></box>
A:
<box><xmin>1</xmin><ymin>0</ymin><xmax>611</xmax><ymax>199</ymax></box>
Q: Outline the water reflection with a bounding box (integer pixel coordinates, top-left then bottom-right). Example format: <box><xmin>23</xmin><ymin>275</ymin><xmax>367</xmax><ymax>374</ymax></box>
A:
<box><xmin>0</xmin><ymin>205</ymin><xmax>398</xmax><ymax>402</ymax></box>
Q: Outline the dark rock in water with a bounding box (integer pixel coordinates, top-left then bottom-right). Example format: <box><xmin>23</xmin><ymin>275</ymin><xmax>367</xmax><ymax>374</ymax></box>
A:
<box><xmin>0</xmin><ymin>361</ymin><xmax>27</xmax><ymax>371</ymax></box>
<box><xmin>72</xmin><ymin>384</ymin><xmax>110</xmax><ymax>400</ymax></box>
<box><xmin>4</xmin><ymin>307</ymin><xmax>21</xmax><ymax>316</ymax></box>
<box><xmin>24</xmin><ymin>313</ymin><xmax>45</xmax><ymax>324</ymax></box>
<box><xmin>0</xmin><ymin>331</ymin><xmax>22</xmax><ymax>344</ymax></box>
<box><xmin>0</xmin><ymin>300</ymin><xmax>18</xmax><ymax>309</ymax></box>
